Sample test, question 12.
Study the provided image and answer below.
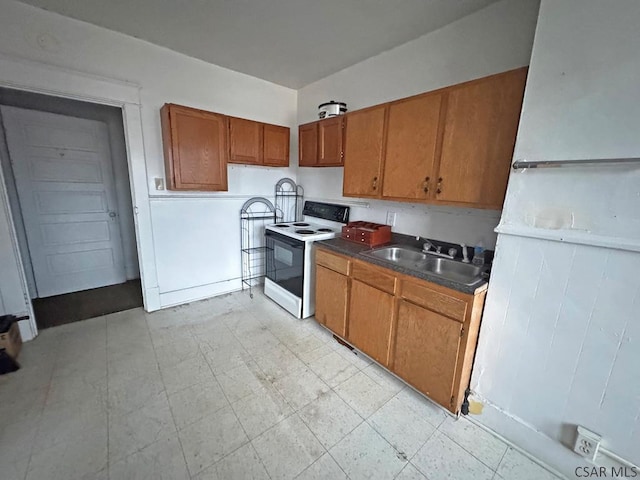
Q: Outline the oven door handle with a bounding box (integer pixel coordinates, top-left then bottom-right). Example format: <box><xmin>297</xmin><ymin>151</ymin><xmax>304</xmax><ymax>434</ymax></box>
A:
<box><xmin>265</xmin><ymin>231</ymin><xmax>305</xmax><ymax>249</ymax></box>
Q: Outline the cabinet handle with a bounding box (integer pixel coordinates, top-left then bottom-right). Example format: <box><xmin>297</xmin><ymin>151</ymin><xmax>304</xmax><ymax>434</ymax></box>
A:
<box><xmin>422</xmin><ymin>176</ymin><xmax>430</xmax><ymax>193</ymax></box>
<box><xmin>436</xmin><ymin>177</ymin><xmax>443</xmax><ymax>194</ymax></box>
<box><xmin>372</xmin><ymin>176</ymin><xmax>378</xmax><ymax>191</ymax></box>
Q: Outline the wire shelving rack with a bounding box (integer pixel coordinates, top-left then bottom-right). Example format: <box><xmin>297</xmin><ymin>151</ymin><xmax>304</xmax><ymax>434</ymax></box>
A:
<box><xmin>275</xmin><ymin>178</ymin><xmax>304</xmax><ymax>223</ymax></box>
<box><xmin>240</xmin><ymin>197</ymin><xmax>276</xmax><ymax>298</ymax></box>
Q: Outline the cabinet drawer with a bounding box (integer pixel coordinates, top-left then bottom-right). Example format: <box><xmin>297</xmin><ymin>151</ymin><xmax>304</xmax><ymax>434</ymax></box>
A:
<box><xmin>401</xmin><ymin>279</ymin><xmax>467</xmax><ymax>322</ymax></box>
<box><xmin>351</xmin><ymin>261</ymin><xmax>396</xmax><ymax>295</ymax></box>
<box><xmin>316</xmin><ymin>249</ymin><xmax>350</xmax><ymax>275</ymax></box>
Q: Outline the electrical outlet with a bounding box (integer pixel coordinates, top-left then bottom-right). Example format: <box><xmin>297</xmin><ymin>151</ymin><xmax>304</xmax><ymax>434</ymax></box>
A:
<box><xmin>154</xmin><ymin>177</ymin><xmax>165</xmax><ymax>190</ymax></box>
<box><xmin>574</xmin><ymin>426</ymin><xmax>601</xmax><ymax>462</ymax></box>
<box><xmin>386</xmin><ymin>211</ymin><xmax>396</xmax><ymax>226</ymax></box>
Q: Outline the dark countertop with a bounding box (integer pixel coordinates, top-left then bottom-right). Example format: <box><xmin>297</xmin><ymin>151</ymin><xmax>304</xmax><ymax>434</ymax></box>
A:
<box><xmin>317</xmin><ymin>234</ymin><xmax>488</xmax><ymax>295</ymax></box>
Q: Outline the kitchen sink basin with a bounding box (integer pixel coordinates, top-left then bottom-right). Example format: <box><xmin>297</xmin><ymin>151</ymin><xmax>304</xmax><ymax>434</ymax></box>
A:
<box><xmin>365</xmin><ymin>246</ymin><xmax>429</xmax><ymax>263</ymax></box>
<box><xmin>421</xmin><ymin>257</ymin><xmax>484</xmax><ymax>284</ymax></box>
<box><xmin>361</xmin><ymin>245</ymin><xmax>484</xmax><ymax>285</ymax></box>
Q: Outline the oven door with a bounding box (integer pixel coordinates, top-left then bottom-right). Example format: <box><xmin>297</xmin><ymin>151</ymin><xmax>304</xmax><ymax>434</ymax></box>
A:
<box><xmin>265</xmin><ymin>230</ymin><xmax>305</xmax><ymax>298</ymax></box>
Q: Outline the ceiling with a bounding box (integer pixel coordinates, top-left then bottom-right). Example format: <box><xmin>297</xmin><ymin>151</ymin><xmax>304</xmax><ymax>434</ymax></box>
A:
<box><xmin>17</xmin><ymin>0</ymin><xmax>500</xmax><ymax>88</ymax></box>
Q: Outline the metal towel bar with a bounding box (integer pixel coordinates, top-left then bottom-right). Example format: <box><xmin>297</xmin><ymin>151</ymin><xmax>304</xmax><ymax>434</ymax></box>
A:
<box><xmin>512</xmin><ymin>157</ymin><xmax>640</xmax><ymax>170</ymax></box>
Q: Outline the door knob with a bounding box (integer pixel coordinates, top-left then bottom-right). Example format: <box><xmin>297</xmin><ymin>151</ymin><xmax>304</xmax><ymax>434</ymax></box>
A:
<box><xmin>108</xmin><ymin>211</ymin><xmax>117</xmax><ymax>218</ymax></box>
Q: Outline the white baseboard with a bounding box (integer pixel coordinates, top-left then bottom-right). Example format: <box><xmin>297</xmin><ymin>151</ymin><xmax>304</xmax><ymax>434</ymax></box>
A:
<box><xmin>468</xmin><ymin>394</ymin><xmax>590</xmax><ymax>479</ymax></box>
<box><xmin>158</xmin><ymin>278</ymin><xmax>242</xmax><ymax>309</ymax></box>
<box><xmin>469</xmin><ymin>393</ymin><xmax>638</xmax><ymax>477</ymax></box>
<box><xmin>143</xmin><ymin>286</ymin><xmax>161</xmax><ymax>312</ymax></box>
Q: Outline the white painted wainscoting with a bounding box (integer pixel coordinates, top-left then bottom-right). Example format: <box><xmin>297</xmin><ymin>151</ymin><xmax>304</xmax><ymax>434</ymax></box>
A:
<box><xmin>472</xmin><ymin>233</ymin><xmax>639</xmax><ymax>472</ymax></box>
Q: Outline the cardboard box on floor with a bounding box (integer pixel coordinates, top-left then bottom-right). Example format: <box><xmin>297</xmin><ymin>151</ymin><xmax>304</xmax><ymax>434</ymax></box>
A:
<box><xmin>0</xmin><ymin>322</ymin><xmax>22</xmax><ymax>359</ymax></box>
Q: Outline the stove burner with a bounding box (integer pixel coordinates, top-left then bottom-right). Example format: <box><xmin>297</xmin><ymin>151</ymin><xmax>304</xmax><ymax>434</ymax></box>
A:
<box><xmin>295</xmin><ymin>229</ymin><xmax>315</xmax><ymax>235</ymax></box>
<box><xmin>293</xmin><ymin>222</ymin><xmax>310</xmax><ymax>227</ymax></box>
<box><xmin>274</xmin><ymin>224</ymin><xmax>290</xmax><ymax>228</ymax></box>
<box><xmin>317</xmin><ymin>228</ymin><xmax>334</xmax><ymax>232</ymax></box>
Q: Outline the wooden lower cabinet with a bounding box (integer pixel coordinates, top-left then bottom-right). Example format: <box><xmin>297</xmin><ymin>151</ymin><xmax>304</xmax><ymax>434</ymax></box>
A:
<box><xmin>393</xmin><ymin>300</ymin><xmax>462</xmax><ymax>409</ymax></box>
<box><xmin>315</xmin><ymin>265</ymin><xmax>348</xmax><ymax>337</ymax></box>
<box><xmin>314</xmin><ymin>247</ymin><xmax>487</xmax><ymax>413</ymax></box>
<box><xmin>347</xmin><ymin>279</ymin><xmax>394</xmax><ymax>366</ymax></box>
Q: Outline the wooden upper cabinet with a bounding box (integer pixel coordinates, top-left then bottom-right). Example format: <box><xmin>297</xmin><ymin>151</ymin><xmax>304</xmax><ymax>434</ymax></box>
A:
<box><xmin>382</xmin><ymin>93</ymin><xmax>443</xmax><ymax>200</ymax></box>
<box><xmin>436</xmin><ymin>67</ymin><xmax>527</xmax><ymax>208</ymax></box>
<box><xmin>298</xmin><ymin>117</ymin><xmax>344</xmax><ymax>167</ymax></box>
<box><xmin>263</xmin><ymin>124</ymin><xmax>290</xmax><ymax>166</ymax></box>
<box><xmin>298</xmin><ymin>122</ymin><xmax>319</xmax><ymax>166</ymax></box>
<box><xmin>318</xmin><ymin>116</ymin><xmax>343</xmax><ymax>166</ymax></box>
<box><xmin>343</xmin><ymin>105</ymin><xmax>387</xmax><ymax>197</ymax></box>
<box><xmin>229</xmin><ymin>117</ymin><xmax>262</xmax><ymax>164</ymax></box>
<box><xmin>161</xmin><ymin>103</ymin><xmax>228</xmax><ymax>191</ymax></box>
<box><xmin>393</xmin><ymin>299</ymin><xmax>463</xmax><ymax>408</ymax></box>
<box><xmin>229</xmin><ymin>116</ymin><xmax>290</xmax><ymax>167</ymax></box>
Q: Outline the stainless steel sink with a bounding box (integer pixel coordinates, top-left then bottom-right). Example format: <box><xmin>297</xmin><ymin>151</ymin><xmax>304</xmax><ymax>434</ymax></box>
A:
<box><xmin>361</xmin><ymin>245</ymin><xmax>484</xmax><ymax>285</ymax></box>
<box><xmin>365</xmin><ymin>246</ymin><xmax>429</xmax><ymax>264</ymax></box>
<box><xmin>421</xmin><ymin>257</ymin><xmax>483</xmax><ymax>284</ymax></box>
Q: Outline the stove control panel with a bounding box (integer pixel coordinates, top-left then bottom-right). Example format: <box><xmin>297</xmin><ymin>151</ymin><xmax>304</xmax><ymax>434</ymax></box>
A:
<box><xmin>302</xmin><ymin>201</ymin><xmax>350</xmax><ymax>223</ymax></box>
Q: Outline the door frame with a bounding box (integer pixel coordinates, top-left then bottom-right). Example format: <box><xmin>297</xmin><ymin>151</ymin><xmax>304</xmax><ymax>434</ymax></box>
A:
<box><xmin>0</xmin><ymin>53</ymin><xmax>161</xmax><ymax>339</ymax></box>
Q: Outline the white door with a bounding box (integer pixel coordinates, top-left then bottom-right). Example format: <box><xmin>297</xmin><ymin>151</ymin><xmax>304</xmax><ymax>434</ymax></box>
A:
<box><xmin>1</xmin><ymin>106</ymin><xmax>126</xmax><ymax>297</ymax></box>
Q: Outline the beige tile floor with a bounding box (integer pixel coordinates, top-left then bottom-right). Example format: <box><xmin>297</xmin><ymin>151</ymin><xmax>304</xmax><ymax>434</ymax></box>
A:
<box><xmin>0</xmin><ymin>289</ymin><xmax>563</xmax><ymax>480</ymax></box>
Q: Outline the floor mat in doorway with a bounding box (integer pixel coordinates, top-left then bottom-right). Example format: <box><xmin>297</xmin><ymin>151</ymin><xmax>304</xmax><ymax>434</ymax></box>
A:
<box><xmin>32</xmin><ymin>279</ymin><xmax>143</xmax><ymax>329</ymax></box>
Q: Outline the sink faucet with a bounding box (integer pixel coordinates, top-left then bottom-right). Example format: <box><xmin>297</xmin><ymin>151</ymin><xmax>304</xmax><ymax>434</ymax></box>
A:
<box><xmin>460</xmin><ymin>244</ymin><xmax>470</xmax><ymax>263</ymax></box>
<box><xmin>422</xmin><ymin>241</ymin><xmax>455</xmax><ymax>259</ymax></box>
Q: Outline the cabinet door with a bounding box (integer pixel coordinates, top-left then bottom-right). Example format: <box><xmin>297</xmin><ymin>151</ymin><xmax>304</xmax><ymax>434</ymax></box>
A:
<box><xmin>298</xmin><ymin>122</ymin><xmax>318</xmax><ymax>166</ymax></box>
<box><xmin>229</xmin><ymin>117</ymin><xmax>262</xmax><ymax>164</ymax></box>
<box><xmin>436</xmin><ymin>68</ymin><xmax>527</xmax><ymax>208</ymax></box>
<box><xmin>393</xmin><ymin>300</ymin><xmax>462</xmax><ymax>410</ymax></box>
<box><xmin>318</xmin><ymin>117</ymin><xmax>343</xmax><ymax>166</ymax></box>
<box><xmin>315</xmin><ymin>265</ymin><xmax>348</xmax><ymax>337</ymax></box>
<box><xmin>382</xmin><ymin>93</ymin><xmax>443</xmax><ymax>200</ymax></box>
<box><xmin>343</xmin><ymin>106</ymin><xmax>386</xmax><ymax>197</ymax></box>
<box><xmin>347</xmin><ymin>279</ymin><xmax>394</xmax><ymax>366</ymax></box>
<box><xmin>162</xmin><ymin>104</ymin><xmax>228</xmax><ymax>191</ymax></box>
<box><xmin>263</xmin><ymin>124</ymin><xmax>290</xmax><ymax>166</ymax></box>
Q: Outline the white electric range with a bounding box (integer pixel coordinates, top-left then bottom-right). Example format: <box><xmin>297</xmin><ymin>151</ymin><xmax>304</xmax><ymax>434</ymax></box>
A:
<box><xmin>264</xmin><ymin>201</ymin><xmax>349</xmax><ymax>318</ymax></box>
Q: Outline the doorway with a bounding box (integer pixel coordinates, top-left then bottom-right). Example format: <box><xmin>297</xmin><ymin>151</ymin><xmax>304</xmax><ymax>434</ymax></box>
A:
<box><xmin>0</xmin><ymin>88</ymin><xmax>142</xmax><ymax>329</ymax></box>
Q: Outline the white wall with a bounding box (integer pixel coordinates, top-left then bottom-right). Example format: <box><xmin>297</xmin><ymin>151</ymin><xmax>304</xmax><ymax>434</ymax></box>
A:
<box><xmin>471</xmin><ymin>0</ymin><xmax>640</xmax><ymax>474</ymax></box>
<box><xmin>297</xmin><ymin>0</ymin><xmax>541</xmax><ymax>248</ymax></box>
<box><xmin>0</xmin><ymin>0</ymin><xmax>297</xmax><ymax>311</ymax></box>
